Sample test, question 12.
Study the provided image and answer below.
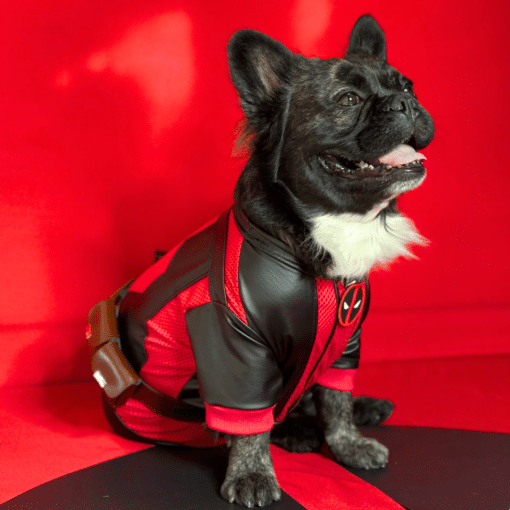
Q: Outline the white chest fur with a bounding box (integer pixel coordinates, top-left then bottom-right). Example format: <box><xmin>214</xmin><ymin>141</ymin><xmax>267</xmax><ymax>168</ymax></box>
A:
<box><xmin>310</xmin><ymin>208</ymin><xmax>427</xmax><ymax>280</ymax></box>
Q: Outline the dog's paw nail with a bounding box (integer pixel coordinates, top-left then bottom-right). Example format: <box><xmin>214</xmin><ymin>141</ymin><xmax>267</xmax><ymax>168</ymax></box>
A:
<box><xmin>221</xmin><ymin>472</ymin><xmax>280</xmax><ymax>508</ymax></box>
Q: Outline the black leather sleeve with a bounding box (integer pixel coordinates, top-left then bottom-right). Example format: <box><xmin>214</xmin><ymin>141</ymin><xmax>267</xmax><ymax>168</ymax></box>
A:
<box><xmin>185</xmin><ymin>301</ymin><xmax>283</xmax><ymax>410</ymax></box>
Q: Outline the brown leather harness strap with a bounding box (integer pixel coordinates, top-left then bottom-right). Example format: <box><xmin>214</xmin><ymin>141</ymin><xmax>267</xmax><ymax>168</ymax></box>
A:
<box><xmin>87</xmin><ymin>282</ymin><xmax>205</xmax><ymax>421</ymax></box>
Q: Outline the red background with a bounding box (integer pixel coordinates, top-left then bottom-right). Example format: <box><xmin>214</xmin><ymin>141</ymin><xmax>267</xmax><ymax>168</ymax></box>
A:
<box><xmin>1</xmin><ymin>0</ymin><xmax>509</xmax><ymax>416</ymax></box>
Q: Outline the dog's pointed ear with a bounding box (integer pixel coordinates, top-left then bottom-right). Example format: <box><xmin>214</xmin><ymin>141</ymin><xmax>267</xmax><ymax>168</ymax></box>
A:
<box><xmin>346</xmin><ymin>15</ymin><xmax>387</xmax><ymax>61</ymax></box>
<box><xmin>228</xmin><ymin>30</ymin><xmax>295</xmax><ymax>120</ymax></box>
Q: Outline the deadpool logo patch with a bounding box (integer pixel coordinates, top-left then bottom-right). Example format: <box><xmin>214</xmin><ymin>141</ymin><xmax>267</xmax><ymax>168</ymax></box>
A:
<box><xmin>338</xmin><ymin>283</ymin><xmax>366</xmax><ymax>327</ymax></box>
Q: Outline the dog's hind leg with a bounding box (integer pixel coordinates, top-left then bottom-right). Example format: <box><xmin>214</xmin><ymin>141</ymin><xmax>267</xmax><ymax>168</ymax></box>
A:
<box><xmin>270</xmin><ymin>413</ymin><xmax>325</xmax><ymax>453</ymax></box>
<box><xmin>353</xmin><ymin>395</ymin><xmax>394</xmax><ymax>426</ymax></box>
<box><xmin>221</xmin><ymin>431</ymin><xmax>281</xmax><ymax>508</ymax></box>
<box><xmin>270</xmin><ymin>390</ymin><xmax>324</xmax><ymax>452</ymax></box>
<box><xmin>314</xmin><ymin>387</ymin><xmax>389</xmax><ymax>470</ymax></box>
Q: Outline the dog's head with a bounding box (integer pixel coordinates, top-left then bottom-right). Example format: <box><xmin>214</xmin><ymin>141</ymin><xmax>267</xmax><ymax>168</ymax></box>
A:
<box><xmin>228</xmin><ymin>15</ymin><xmax>434</xmax><ymax>218</ymax></box>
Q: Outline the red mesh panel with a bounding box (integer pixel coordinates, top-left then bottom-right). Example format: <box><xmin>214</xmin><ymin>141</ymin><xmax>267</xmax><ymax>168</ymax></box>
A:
<box><xmin>139</xmin><ymin>277</ymin><xmax>211</xmax><ymax>399</ymax></box>
<box><xmin>116</xmin><ymin>397</ymin><xmax>223</xmax><ymax>447</ymax></box>
<box><xmin>224</xmin><ymin>210</ymin><xmax>247</xmax><ymax>324</ymax></box>
<box><xmin>305</xmin><ymin>281</ymin><xmax>364</xmax><ymax>388</ymax></box>
<box><xmin>275</xmin><ymin>278</ymin><xmax>364</xmax><ymax>421</ymax></box>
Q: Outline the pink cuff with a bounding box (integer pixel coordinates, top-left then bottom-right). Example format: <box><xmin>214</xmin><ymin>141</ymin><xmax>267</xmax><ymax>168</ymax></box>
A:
<box><xmin>316</xmin><ymin>368</ymin><xmax>357</xmax><ymax>391</ymax></box>
<box><xmin>205</xmin><ymin>403</ymin><xmax>275</xmax><ymax>435</ymax></box>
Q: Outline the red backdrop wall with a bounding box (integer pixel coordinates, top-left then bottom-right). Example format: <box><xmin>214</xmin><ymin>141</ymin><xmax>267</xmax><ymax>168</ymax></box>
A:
<box><xmin>1</xmin><ymin>0</ymin><xmax>509</xmax><ymax>389</ymax></box>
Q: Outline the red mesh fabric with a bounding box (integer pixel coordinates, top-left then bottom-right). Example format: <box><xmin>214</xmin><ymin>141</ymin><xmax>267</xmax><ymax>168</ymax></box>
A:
<box><xmin>139</xmin><ymin>277</ymin><xmax>211</xmax><ymax>399</ymax></box>
<box><xmin>275</xmin><ymin>278</ymin><xmax>362</xmax><ymax>420</ymax></box>
<box><xmin>224</xmin><ymin>210</ymin><xmax>247</xmax><ymax>324</ymax></box>
<box><xmin>117</xmin><ymin>277</ymin><xmax>214</xmax><ymax>444</ymax></box>
<box><xmin>115</xmin><ymin>396</ymin><xmax>223</xmax><ymax>447</ymax></box>
<box><xmin>306</xmin><ymin>281</ymin><xmax>363</xmax><ymax>387</ymax></box>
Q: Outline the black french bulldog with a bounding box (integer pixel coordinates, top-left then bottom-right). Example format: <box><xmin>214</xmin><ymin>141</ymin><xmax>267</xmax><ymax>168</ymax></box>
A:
<box><xmin>221</xmin><ymin>14</ymin><xmax>434</xmax><ymax>507</ymax></box>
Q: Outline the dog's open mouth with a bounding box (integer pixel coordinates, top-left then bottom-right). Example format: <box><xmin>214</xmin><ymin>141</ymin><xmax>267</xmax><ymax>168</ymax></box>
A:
<box><xmin>319</xmin><ymin>144</ymin><xmax>426</xmax><ymax>180</ymax></box>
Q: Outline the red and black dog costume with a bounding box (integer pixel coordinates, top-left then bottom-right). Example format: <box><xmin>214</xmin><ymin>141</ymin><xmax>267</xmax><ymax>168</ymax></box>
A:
<box><xmin>109</xmin><ymin>207</ymin><xmax>369</xmax><ymax>446</ymax></box>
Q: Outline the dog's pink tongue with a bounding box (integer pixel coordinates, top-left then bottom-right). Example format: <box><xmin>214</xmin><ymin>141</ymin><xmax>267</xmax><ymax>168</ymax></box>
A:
<box><xmin>377</xmin><ymin>144</ymin><xmax>426</xmax><ymax>167</ymax></box>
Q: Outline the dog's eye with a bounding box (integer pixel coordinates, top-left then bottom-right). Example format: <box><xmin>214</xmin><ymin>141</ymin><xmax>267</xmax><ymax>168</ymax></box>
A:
<box><xmin>339</xmin><ymin>92</ymin><xmax>361</xmax><ymax>106</ymax></box>
<box><xmin>403</xmin><ymin>83</ymin><xmax>414</xmax><ymax>94</ymax></box>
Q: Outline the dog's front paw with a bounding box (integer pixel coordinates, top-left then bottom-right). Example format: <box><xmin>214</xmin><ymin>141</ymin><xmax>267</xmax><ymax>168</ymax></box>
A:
<box><xmin>221</xmin><ymin>472</ymin><xmax>281</xmax><ymax>508</ymax></box>
<box><xmin>328</xmin><ymin>434</ymin><xmax>389</xmax><ymax>470</ymax></box>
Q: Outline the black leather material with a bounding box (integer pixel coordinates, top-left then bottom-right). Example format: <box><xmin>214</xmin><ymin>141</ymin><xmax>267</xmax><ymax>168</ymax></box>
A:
<box><xmin>118</xmin><ymin>222</ymin><xmax>215</xmax><ymax>372</ymax></box>
<box><xmin>331</xmin><ymin>327</ymin><xmax>361</xmax><ymax>369</ymax></box>
<box><xmin>186</xmin><ymin>301</ymin><xmax>283</xmax><ymax>409</ymax></box>
<box><xmin>237</xmin><ymin>218</ymin><xmax>323</xmax><ymax>416</ymax></box>
<box><xmin>178</xmin><ymin>373</ymin><xmax>206</xmax><ymax>409</ymax></box>
<box><xmin>238</xmin><ymin>231</ymin><xmax>318</xmax><ymax>364</ymax></box>
<box><xmin>237</xmin><ymin>216</ymin><xmax>318</xmax><ymax>391</ymax></box>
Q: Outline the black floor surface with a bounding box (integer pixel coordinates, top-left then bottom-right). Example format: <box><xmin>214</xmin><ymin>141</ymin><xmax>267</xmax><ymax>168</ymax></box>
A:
<box><xmin>2</xmin><ymin>427</ymin><xmax>509</xmax><ymax>510</ymax></box>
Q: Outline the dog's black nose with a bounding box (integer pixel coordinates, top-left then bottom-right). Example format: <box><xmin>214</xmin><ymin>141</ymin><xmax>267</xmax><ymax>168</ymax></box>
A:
<box><xmin>378</xmin><ymin>94</ymin><xmax>418</xmax><ymax>120</ymax></box>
